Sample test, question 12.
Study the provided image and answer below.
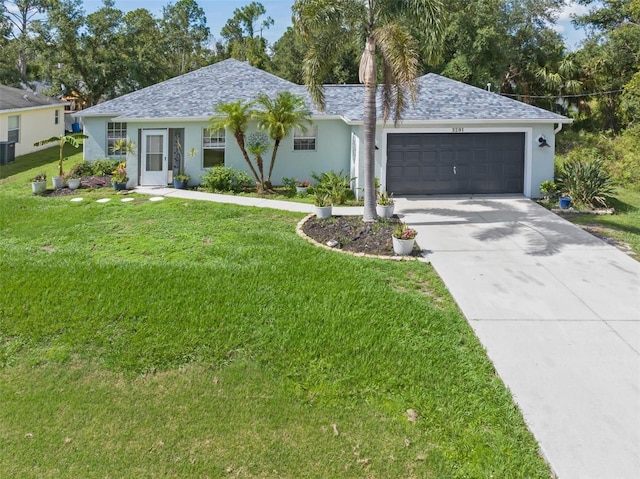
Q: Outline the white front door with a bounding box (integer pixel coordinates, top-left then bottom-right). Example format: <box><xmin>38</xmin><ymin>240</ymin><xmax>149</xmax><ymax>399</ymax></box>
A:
<box><xmin>141</xmin><ymin>129</ymin><xmax>168</xmax><ymax>186</ymax></box>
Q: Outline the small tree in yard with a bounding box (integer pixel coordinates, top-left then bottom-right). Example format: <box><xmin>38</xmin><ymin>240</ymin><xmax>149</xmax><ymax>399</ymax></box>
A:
<box><xmin>34</xmin><ymin>133</ymin><xmax>88</xmax><ymax>177</ymax></box>
<box><xmin>208</xmin><ymin>100</ymin><xmax>264</xmax><ymax>191</ymax></box>
<box><xmin>245</xmin><ymin>131</ymin><xmax>271</xmax><ymax>190</ymax></box>
<box><xmin>253</xmin><ymin>91</ymin><xmax>312</xmax><ymax>189</ymax></box>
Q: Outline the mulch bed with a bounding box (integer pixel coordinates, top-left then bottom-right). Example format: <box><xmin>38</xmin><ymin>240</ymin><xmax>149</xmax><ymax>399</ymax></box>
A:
<box><xmin>43</xmin><ymin>175</ymin><xmax>112</xmax><ymax>197</ymax></box>
<box><xmin>302</xmin><ymin>215</ymin><xmax>421</xmax><ymax>257</ymax></box>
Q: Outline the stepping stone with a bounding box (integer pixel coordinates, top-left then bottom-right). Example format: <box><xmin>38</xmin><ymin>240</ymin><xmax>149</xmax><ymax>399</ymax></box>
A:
<box><xmin>96</xmin><ymin>198</ymin><xmax>111</xmax><ymax>203</ymax></box>
<box><xmin>70</xmin><ymin>197</ymin><xmax>83</xmax><ymax>202</ymax></box>
<box><xmin>149</xmin><ymin>196</ymin><xmax>164</xmax><ymax>202</ymax></box>
<box><xmin>121</xmin><ymin>198</ymin><xmax>134</xmax><ymax>203</ymax></box>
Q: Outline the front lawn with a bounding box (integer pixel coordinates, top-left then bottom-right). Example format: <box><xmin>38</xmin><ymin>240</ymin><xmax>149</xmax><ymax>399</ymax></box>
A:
<box><xmin>0</xmin><ymin>148</ymin><xmax>551</xmax><ymax>477</ymax></box>
<box><xmin>563</xmin><ymin>188</ymin><xmax>640</xmax><ymax>257</ymax></box>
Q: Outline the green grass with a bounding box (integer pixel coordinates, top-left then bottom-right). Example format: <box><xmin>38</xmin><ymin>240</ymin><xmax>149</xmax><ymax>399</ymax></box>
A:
<box><xmin>0</xmin><ymin>147</ymin><xmax>551</xmax><ymax>478</ymax></box>
<box><xmin>540</xmin><ymin>188</ymin><xmax>640</xmax><ymax>257</ymax></box>
<box><xmin>565</xmin><ymin>188</ymin><xmax>640</xmax><ymax>256</ymax></box>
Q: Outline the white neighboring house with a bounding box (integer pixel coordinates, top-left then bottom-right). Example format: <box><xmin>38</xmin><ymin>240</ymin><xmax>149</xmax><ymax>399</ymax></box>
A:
<box><xmin>0</xmin><ymin>85</ymin><xmax>67</xmax><ymax>157</ymax></box>
<box><xmin>75</xmin><ymin>59</ymin><xmax>571</xmax><ymax>197</ymax></box>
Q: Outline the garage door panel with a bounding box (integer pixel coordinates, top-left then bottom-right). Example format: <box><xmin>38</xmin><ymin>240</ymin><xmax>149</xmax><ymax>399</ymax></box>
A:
<box><xmin>387</xmin><ymin>132</ymin><xmax>524</xmax><ymax>195</ymax></box>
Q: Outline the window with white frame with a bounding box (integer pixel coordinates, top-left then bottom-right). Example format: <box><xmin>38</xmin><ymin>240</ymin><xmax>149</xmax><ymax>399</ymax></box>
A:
<box><xmin>107</xmin><ymin>122</ymin><xmax>127</xmax><ymax>157</ymax></box>
<box><xmin>293</xmin><ymin>125</ymin><xmax>317</xmax><ymax>151</ymax></box>
<box><xmin>55</xmin><ymin>110</ymin><xmax>59</xmax><ymax>125</ymax></box>
<box><xmin>8</xmin><ymin>115</ymin><xmax>20</xmax><ymax>143</ymax></box>
<box><xmin>203</xmin><ymin>128</ymin><xmax>225</xmax><ymax>167</ymax></box>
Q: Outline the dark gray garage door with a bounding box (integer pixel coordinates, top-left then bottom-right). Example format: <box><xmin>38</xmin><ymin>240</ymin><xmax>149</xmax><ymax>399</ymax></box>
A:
<box><xmin>386</xmin><ymin>132</ymin><xmax>525</xmax><ymax>195</ymax></box>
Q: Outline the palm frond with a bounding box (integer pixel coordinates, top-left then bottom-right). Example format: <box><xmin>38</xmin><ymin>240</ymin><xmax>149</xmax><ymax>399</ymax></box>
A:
<box><xmin>373</xmin><ymin>22</ymin><xmax>421</xmax><ymax>122</ymax></box>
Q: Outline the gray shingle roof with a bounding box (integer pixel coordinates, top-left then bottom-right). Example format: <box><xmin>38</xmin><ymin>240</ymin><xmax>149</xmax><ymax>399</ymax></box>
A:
<box><xmin>77</xmin><ymin>59</ymin><xmax>298</xmax><ymax>119</ymax></box>
<box><xmin>76</xmin><ymin>58</ymin><xmax>568</xmax><ymax>123</ymax></box>
<box><xmin>0</xmin><ymin>84</ymin><xmax>65</xmax><ymax>111</ymax></box>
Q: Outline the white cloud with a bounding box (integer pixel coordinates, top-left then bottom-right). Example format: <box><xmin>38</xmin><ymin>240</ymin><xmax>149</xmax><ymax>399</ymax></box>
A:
<box><xmin>552</xmin><ymin>23</ymin><xmax>566</xmax><ymax>34</ymax></box>
<box><xmin>558</xmin><ymin>1</ymin><xmax>590</xmax><ymax>22</ymax></box>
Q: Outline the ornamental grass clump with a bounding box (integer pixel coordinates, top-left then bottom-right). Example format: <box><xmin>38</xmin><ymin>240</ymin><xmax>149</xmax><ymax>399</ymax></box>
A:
<box><xmin>392</xmin><ymin>222</ymin><xmax>417</xmax><ymax>240</ymax></box>
<box><xmin>558</xmin><ymin>155</ymin><xmax>614</xmax><ymax>208</ymax></box>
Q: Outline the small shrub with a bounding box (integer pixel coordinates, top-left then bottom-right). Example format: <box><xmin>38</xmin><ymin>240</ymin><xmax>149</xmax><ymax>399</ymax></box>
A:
<box><xmin>281</xmin><ymin>176</ymin><xmax>296</xmax><ymax>192</ymax></box>
<box><xmin>539</xmin><ymin>180</ymin><xmax>557</xmax><ymax>199</ymax></box>
<box><xmin>68</xmin><ymin>160</ymin><xmax>94</xmax><ymax>178</ymax></box>
<box><xmin>200</xmin><ymin>166</ymin><xmax>253</xmax><ymax>193</ymax></box>
<box><xmin>557</xmin><ymin>156</ymin><xmax>615</xmax><ymax>208</ymax></box>
<box><xmin>92</xmin><ymin>159</ymin><xmax>121</xmax><ymax>176</ymax></box>
<box><xmin>311</xmin><ymin>169</ymin><xmax>355</xmax><ymax>205</ymax></box>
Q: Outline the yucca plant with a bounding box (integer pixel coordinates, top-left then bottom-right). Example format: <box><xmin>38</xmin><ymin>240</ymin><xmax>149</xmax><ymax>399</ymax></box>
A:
<box><xmin>558</xmin><ymin>156</ymin><xmax>614</xmax><ymax>208</ymax></box>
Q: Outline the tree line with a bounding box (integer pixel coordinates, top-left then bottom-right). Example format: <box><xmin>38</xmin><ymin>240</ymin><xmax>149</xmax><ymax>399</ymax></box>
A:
<box><xmin>1</xmin><ymin>0</ymin><xmax>638</xmax><ymax>133</ymax></box>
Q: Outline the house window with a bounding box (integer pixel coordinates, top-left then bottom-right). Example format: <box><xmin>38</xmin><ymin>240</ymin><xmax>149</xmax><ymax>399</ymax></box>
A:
<box><xmin>55</xmin><ymin>110</ymin><xmax>60</xmax><ymax>125</ymax></box>
<box><xmin>8</xmin><ymin>115</ymin><xmax>20</xmax><ymax>143</ymax></box>
<box><xmin>203</xmin><ymin>128</ymin><xmax>225</xmax><ymax>167</ymax></box>
<box><xmin>293</xmin><ymin>125</ymin><xmax>317</xmax><ymax>151</ymax></box>
<box><xmin>107</xmin><ymin>122</ymin><xmax>127</xmax><ymax>157</ymax></box>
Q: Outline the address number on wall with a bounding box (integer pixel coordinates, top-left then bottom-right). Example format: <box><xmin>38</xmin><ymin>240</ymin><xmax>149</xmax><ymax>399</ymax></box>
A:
<box><xmin>452</xmin><ymin>127</ymin><xmax>464</xmax><ymax>133</ymax></box>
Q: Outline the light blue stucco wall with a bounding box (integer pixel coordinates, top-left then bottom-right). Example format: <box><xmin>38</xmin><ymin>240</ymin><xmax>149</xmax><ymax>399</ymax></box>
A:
<box><xmin>81</xmin><ymin>117</ymin><xmax>351</xmax><ymax>187</ymax></box>
<box><xmin>82</xmin><ymin>117</ymin><xmax>109</xmax><ymax>160</ymax></box>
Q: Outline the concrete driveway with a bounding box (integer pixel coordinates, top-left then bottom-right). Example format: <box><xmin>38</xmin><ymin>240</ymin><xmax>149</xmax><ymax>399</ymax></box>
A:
<box><xmin>396</xmin><ymin>196</ymin><xmax>640</xmax><ymax>479</ymax></box>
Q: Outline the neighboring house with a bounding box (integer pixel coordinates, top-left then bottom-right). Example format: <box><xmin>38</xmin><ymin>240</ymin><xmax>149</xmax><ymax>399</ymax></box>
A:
<box><xmin>0</xmin><ymin>85</ymin><xmax>67</xmax><ymax>157</ymax></box>
<box><xmin>75</xmin><ymin>59</ymin><xmax>571</xmax><ymax>198</ymax></box>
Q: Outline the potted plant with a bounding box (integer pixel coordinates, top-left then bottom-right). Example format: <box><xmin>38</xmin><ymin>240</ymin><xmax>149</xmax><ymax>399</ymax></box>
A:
<box><xmin>31</xmin><ymin>173</ymin><xmax>47</xmax><ymax>194</ymax></box>
<box><xmin>111</xmin><ymin>162</ymin><xmax>129</xmax><ymax>190</ymax></box>
<box><xmin>392</xmin><ymin>222</ymin><xmax>418</xmax><ymax>255</ymax></box>
<box><xmin>173</xmin><ymin>172</ymin><xmax>190</xmax><ymax>189</ymax></box>
<box><xmin>559</xmin><ymin>194</ymin><xmax>572</xmax><ymax>209</ymax></box>
<box><xmin>376</xmin><ymin>190</ymin><xmax>395</xmax><ymax>218</ymax></box>
<box><xmin>64</xmin><ymin>171</ymin><xmax>81</xmax><ymax>190</ymax></box>
<box><xmin>295</xmin><ymin>179</ymin><xmax>310</xmax><ymax>195</ymax></box>
<box><xmin>33</xmin><ymin>133</ymin><xmax>87</xmax><ymax>189</ymax></box>
<box><xmin>313</xmin><ymin>190</ymin><xmax>332</xmax><ymax>219</ymax></box>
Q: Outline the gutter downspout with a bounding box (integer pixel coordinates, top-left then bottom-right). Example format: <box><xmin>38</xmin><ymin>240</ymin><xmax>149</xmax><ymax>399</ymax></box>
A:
<box><xmin>554</xmin><ymin>123</ymin><xmax>563</xmax><ymax>134</ymax></box>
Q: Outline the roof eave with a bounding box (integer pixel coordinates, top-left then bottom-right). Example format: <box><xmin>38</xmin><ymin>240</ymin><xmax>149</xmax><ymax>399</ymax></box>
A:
<box><xmin>1</xmin><ymin>102</ymin><xmax>68</xmax><ymax>114</ymax></box>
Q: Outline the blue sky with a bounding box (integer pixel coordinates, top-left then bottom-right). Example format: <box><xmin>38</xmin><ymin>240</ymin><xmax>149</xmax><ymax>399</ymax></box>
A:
<box><xmin>82</xmin><ymin>0</ymin><xmax>589</xmax><ymax>50</ymax></box>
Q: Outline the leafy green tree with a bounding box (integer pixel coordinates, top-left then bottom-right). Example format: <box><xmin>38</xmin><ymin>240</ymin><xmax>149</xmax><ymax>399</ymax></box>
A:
<box><xmin>573</xmin><ymin>0</ymin><xmax>640</xmax><ymax>130</ymax></box>
<box><xmin>161</xmin><ymin>0</ymin><xmax>210</xmax><ymax>76</ymax></box>
<box><xmin>620</xmin><ymin>71</ymin><xmax>640</xmax><ymax>126</ymax></box>
<box><xmin>220</xmin><ymin>1</ymin><xmax>273</xmax><ymax>69</ymax></box>
<box><xmin>37</xmin><ymin>0</ymin><xmax>125</xmax><ymax>105</ymax></box>
<box><xmin>2</xmin><ymin>0</ymin><xmax>49</xmax><ymax>78</ymax></box>
<box><xmin>293</xmin><ymin>0</ymin><xmax>444</xmax><ymax>222</ymax></box>
<box><xmin>0</xmin><ymin>2</ymin><xmax>22</xmax><ymax>85</ymax></box>
<box><xmin>119</xmin><ymin>9</ymin><xmax>170</xmax><ymax>92</ymax></box>
<box><xmin>253</xmin><ymin>91</ymin><xmax>312</xmax><ymax>188</ymax></box>
<box><xmin>270</xmin><ymin>26</ymin><xmax>359</xmax><ymax>84</ymax></box>
<box><xmin>208</xmin><ymin>100</ymin><xmax>265</xmax><ymax>192</ymax></box>
<box><xmin>423</xmin><ymin>0</ymin><xmax>567</xmax><ymax>105</ymax></box>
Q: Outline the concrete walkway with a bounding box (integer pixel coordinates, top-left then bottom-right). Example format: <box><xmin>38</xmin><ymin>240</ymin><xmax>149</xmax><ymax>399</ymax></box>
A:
<box><xmin>395</xmin><ymin>196</ymin><xmax>640</xmax><ymax>479</ymax></box>
<box><xmin>136</xmin><ymin>187</ymin><xmax>640</xmax><ymax>478</ymax></box>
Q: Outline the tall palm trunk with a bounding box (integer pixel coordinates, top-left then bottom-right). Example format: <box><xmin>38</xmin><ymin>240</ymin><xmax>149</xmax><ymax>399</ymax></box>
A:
<box><xmin>266</xmin><ymin>138</ymin><xmax>281</xmax><ymax>188</ymax></box>
<box><xmin>361</xmin><ymin>35</ymin><xmax>378</xmax><ymax>222</ymax></box>
<box><xmin>235</xmin><ymin>132</ymin><xmax>263</xmax><ymax>187</ymax></box>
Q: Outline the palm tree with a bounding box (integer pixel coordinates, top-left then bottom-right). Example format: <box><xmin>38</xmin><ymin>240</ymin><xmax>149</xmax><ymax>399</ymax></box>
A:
<box><xmin>208</xmin><ymin>100</ymin><xmax>263</xmax><ymax>190</ymax></box>
<box><xmin>33</xmin><ymin>133</ymin><xmax>88</xmax><ymax>177</ymax></box>
<box><xmin>292</xmin><ymin>0</ymin><xmax>443</xmax><ymax>222</ymax></box>
<box><xmin>253</xmin><ymin>91</ymin><xmax>312</xmax><ymax>189</ymax></box>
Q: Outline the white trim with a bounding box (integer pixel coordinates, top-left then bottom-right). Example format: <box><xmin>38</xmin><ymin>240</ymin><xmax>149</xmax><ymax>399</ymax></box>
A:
<box><xmin>381</xmin><ymin>126</ymin><xmax>533</xmax><ymax>197</ymax></box>
<box><xmin>340</xmin><ymin>117</ymin><xmax>571</xmax><ymax>126</ymax></box>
